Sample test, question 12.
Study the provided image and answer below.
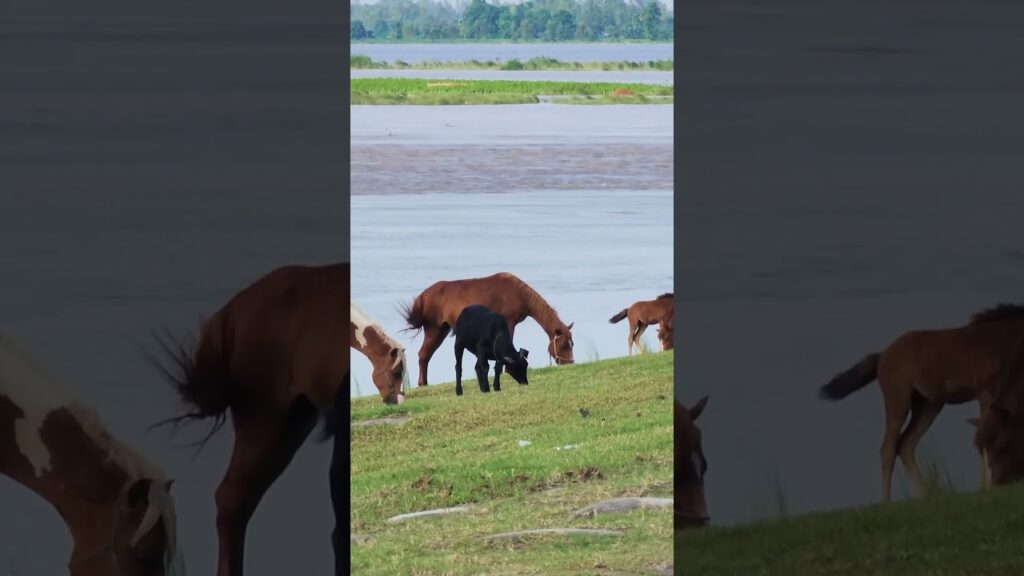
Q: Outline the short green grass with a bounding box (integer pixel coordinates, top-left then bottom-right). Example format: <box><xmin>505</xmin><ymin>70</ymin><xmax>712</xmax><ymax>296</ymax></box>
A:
<box><xmin>351</xmin><ymin>351</ymin><xmax>674</xmax><ymax>575</ymax></box>
<box><xmin>679</xmin><ymin>482</ymin><xmax>1024</xmax><ymax>575</ymax></box>
<box><xmin>350</xmin><ymin>78</ymin><xmax>673</xmax><ymax>105</ymax></box>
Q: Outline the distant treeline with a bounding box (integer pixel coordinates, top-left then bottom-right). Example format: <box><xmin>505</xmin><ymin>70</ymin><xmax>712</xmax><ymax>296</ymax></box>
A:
<box><xmin>350</xmin><ymin>0</ymin><xmax>673</xmax><ymax>42</ymax></box>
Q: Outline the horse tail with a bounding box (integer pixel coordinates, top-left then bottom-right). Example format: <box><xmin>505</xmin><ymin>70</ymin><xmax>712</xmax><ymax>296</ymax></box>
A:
<box><xmin>147</xmin><ymin>311</ymin><xmax>234</xmax><ymax>452</ymax></box>
<box><xmin>819</xmin><ymin>353</ymin><xmax>880</xmax><ymax>400</ymax></box>
<box><xmin>399</xmin><ymin>294</ymin><xmax>427</xmax><ymax>334</ymax></box>
<box><xmin>609</xmin><ymin>308</ymin><xmax>629</xmax><ymax>324</ymax></box>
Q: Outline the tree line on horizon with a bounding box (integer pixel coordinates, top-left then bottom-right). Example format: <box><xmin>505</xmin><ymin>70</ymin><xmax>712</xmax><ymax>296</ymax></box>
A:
<box><xmin>351</xmin><ymin>0</ymin><xmax>673</xmax><ymax>42</ymax></box>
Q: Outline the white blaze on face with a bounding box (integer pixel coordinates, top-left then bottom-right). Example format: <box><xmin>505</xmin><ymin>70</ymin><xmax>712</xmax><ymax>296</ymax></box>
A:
<box><xmin>350</xmin><ymin>302</ymin><xmax>374</xmax><ymax>348</ymax></box>
<box><xmin>0</xmin><ymin>335</ymin><xmax>77</xmax><ymax>477</ymax></box>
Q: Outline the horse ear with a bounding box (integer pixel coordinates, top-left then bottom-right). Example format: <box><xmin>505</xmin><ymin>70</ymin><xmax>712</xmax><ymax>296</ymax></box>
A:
<box><xmin>521</xmin><ymin>348</ymin><xmax>529</xmax><ymax>359</ymax></box>
<box><xmin>567</xmin><ymin>322</ymin><xmax>574</xmax><ymax>330</ymax></box>
<box><xmin>126</xmin><ymin>478</ymin><xmax>153</xmax><ymax>509</ymax></box>
<box><xmin>390</xmin><ymin>347</ymin><xmax>399</xmax><ymax>359</ymax></box>
<box><xmin>689</xmin><ymin>396</ymin><xmax>709</xmax><ymax>421</ymax></box>
<box><xmin>165</xmin><ymin>479</ymin><xmax>175</xmax><ymax>492</ymax></box>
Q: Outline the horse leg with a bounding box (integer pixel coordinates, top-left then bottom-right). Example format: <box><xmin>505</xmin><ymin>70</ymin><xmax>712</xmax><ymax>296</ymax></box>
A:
<box><xmin>627</xmin><ymin>317</ymin><xmax>638</xmax><ymax>356</ymax></box>
<box><xmin>635</xmin><ymin>323</ymin><xmax>649</xmax><ymax>353</ymax></box>
<box><xmin>896</xmin><ymin>393</ymin><xmax>944</xmax><ymax>498</ymax></box>
<box><xmin>215</xmin><ymin>400</ymin><xmax>318</xmax><ymax>576</ymax></box>
<box><xmin>417</xmin><ymin>324</ymin><xmax>450</xmax><ymax>387</ymax></box>
<box><xmin>493</xmin><ymin>358</ymin><xmax>502</xmax><ymax>392</ymax></box>
<box><xmin>879</xmin><ymin>387</ymin><xmax>913</xmax><ymax>503</ymax></box>
<box><xmin>454</xmin><ymin>339</ymin><xmax>465</xmax><ymax>396</ymax></box>
<box><xmin>475</xmin><ymin>355</ymin><xmax>490</xmax><ymax>393</ymax></box>
<box><xmin>329</xmin><ymin>389</ymin><xmax>347</xmax><ymax>576</ymax></box>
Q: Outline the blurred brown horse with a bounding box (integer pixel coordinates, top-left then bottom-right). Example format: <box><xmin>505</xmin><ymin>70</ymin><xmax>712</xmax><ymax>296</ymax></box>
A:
<box><xmin>609</xmin><ymin>293</ymin><xmax>674</xmax><ymax>356</ymax></box>
<box><xmin>1</xmin><ymin>334</ymin><xmax>185</xmax><ymax>576</ymax></box>
<box><xmin>677</xmin><ymin>396</ymin><xmax>709</xmax><ymax>529</ymax></box>
<box><xmin>351</xmin><ymin>302</ymin><xmax>408</xmax><ymax>404</ymax></box>
<box><xmin>819</xmin><ymin>304</ymin><xmax>1024</xmax><ymax>502</ymax></box>
<box><xmin>401</xmin><ymin>272</ymin><xmax>574</xmax><ymax>387</ymax></box>
<box><xmin>155</xmin><ymin>262</ymin><xmax>348</xmax><ymax>576</ymax></box>
<box><xmin>972</xmin><ymin>336</ymin><xmax>1024</xmax><ymax>486</ymax></box>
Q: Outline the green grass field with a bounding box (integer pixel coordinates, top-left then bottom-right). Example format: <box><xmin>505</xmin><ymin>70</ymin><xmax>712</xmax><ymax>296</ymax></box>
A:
<box><xmin>350</xmin><ymin>78</ymin><xmax>673</xmax><ymax>105</ymax></box>
<box><xmin>350</xmin><ymin>351</ymin><xmax>674</xmax><ymax>575</ymax></box>
<box><xmin>679</xmin><ymin>482</ymin><xmax>1024</xmax><ymax>575</ymax></box>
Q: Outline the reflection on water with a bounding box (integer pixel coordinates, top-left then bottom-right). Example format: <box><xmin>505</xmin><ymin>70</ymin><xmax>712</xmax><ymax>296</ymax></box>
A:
<box><xmin>351</xmin><ymin>190</ymin><xmax>673</xmax><ymax>397</ymax></box>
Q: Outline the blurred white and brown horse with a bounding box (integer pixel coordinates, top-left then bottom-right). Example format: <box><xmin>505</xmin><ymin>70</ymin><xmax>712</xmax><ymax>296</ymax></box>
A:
<box><xmin>1</xmin><ymin>333</ymin><xmax>185</xmax><ymax>576</ymax></box>
<box><xmin>351</xmin><ymin>302</ymin><xmax>408</xmax><ymax>404</ymax></box>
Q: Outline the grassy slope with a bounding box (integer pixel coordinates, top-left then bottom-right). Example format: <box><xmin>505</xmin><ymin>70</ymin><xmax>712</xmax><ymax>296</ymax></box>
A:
<box><xmin>351</xmin><ymin>351</ymin><xmax>674</xmax><ymax>575</ymax></box>
<box><xmin>350</xmin><ymin>78</ymin><xmax>673</xmax><ymax>105</ymax></box>
<box><xmin>679</xmin><ymin>483</ymin><xmax>1024</xmax><ymax>576</ymax></box>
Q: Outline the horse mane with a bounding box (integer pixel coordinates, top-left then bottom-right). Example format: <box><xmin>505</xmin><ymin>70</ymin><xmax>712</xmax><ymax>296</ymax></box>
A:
<box><xmin>657</xmin><ymin>293</ymin><xmax>673</xmax><ymax>300</ymax></box>
<box><xmin>351</xmin><ymin>302</ymin><xmax>403</xmax><ymax>351</ymax></box>
<box><xmin>495</xmin><ymin>273</ymin><xmax>567</xmax><ymax>332</ymax></box>
<box><xmin>969</xmin><ymin>303</ymin><xmax>1024</xmax><ymax>325</ymax></box>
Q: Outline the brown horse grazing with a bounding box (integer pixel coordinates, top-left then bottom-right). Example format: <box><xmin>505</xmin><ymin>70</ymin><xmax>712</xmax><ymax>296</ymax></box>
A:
<box><xmin>818</xmin><ymin>303</ymin><xmax>1024</xmax><ymax>503</ymax></box>
<box><xmin>972</xmin><ymin>341</ymin><xmax>1024</xmax><ymax>486</ymax></box>
<box><xmin>400</xmin><ymin>272</ymin><xmax>574</xmax><ymax>388</ymax></box>
<box><xmin>609</xmin><ymin>293</ymin><xmax>674</xmax><ymax>356</ymax></box>
<box><xmin>1</xmin><ymin>334</ymin><xmax>185</xmax><ymax>576</ymax></box>
<box><xmin>657</xmin><ymin>300</ymin><xmax>675</xmax><ymax>352</ymax></box>
<box><xmin>677</xmin><ymin>396</ymin><xmax>709</xmax><ymax>529</ymax></box>
<box><xmin>351</xmin><ymin>302</ymin><xmax>408</xmax><ymax>404</ymax></box>
<box><xmin>154</xmin><ymin>262</ymin><xmax>348</xmax><ymax>576</ymax></box>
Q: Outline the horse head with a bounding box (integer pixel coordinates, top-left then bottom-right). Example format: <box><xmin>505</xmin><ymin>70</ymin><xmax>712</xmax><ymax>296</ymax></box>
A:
<box><xmin>70</xmin><ymin>477</ymin><xmax>186</xmax><ymax>576</ymax></box>
<box><xmin>503</xmin><ymin>348</ymin><xmax>529</xmax><ymax>386</ymax></box>
<box><xmin>548</xmin><ymin>322</ymin><xmax>575</xmax><ymax>365</ymax></box>
<box><xmin>371</xmin><ymin>341</ymin><xmax>407</xmax><ymax>405</ymax></box>
<box><xmin>974</xmin><ymin>398</ymin><xmax>1024</xmax><ymax>486</ymax></box>
<box><xmin>676</xmin><ymin>396</ymin><xmax>710</xmax><ymax>529</ymax></box>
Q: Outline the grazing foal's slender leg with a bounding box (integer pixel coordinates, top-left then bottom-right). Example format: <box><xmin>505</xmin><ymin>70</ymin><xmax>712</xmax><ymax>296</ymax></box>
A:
<box><xmin>627</xmin><ymin>316</ymin><xmax>638</xmax><ymax>356</ymax></box>
<box><xmin>454</xmin><ymin>338</ymin><xmax>465</xmax><ymax>396</ymax></box>
<box><xmin>634</xmin><ymin>322</ymin><xmax>649</xmax><ymax>353</ymax></box>
<box><xmin>417</xmin><ymin>324</ymin><xmax>450</xmax><ymax>387</ymax></box>
<box><xmin>215</xmin><ymin>399</ymin><xmax>318</xmax><ymax>576</ymax></box>
<box><xmin>879</xmin><ymin>385</ymin><xmax>913</xmax><ymax>503</ymax></box>
<box><xmin>896</xmin><ymin>392</ymin><xmax>944</xmax><ymax>498</ymax></box>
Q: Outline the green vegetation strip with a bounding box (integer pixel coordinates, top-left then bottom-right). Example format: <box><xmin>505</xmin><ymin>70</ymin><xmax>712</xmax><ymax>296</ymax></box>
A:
<box><xmin>351</xmin><ymin>77</ymin><xmax>673</xmax><ymax>105</ymax></box>
<box><xmin>351</xmin><ymin>54</ymin><xmax>673</xmax><ymax>71</ymax></box>
<box><xmin>351</xmin><ymin>352</ymin><xmax>674</xmax><ymax>575</ymax></box>
<box><xmin>679</xmin><ymin>482</ymin><xmax>1024</xmax><ymax>575</ymax></box>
